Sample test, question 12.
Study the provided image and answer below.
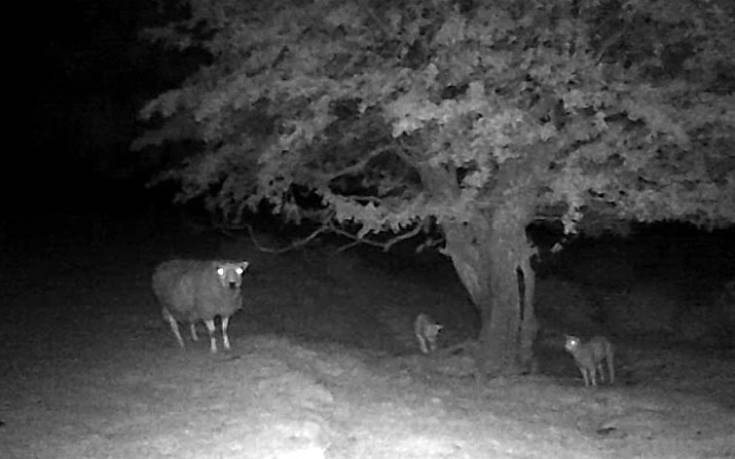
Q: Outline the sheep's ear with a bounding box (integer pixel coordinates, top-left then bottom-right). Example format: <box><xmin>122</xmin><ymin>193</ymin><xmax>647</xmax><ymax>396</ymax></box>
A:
<box><xmin>240</xmin><ymin>261</ymin><xmax>250</xmax><ymax>270</ymax></box>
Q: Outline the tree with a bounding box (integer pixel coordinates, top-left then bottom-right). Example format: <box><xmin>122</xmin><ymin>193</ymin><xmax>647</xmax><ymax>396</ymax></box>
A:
<box><xmin>135</xmin><ymin>0</ymin><xmax>735</xmax><ymax>376</ymax></box>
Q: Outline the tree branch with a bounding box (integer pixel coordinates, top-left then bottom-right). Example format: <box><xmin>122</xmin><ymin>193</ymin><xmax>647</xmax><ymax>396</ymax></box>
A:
<box><xmin>383</xmin><ymin>223</ymin><xmax>424</xmax><ymax>251</ymax></box>
<box><xmin>306</xmin><ymin>145</ymin><xmax>393</xmax><ymax>182</ymax></box>
<box><xmin>215</xmin><ymin>211</ymin><xmax>426</xmax><ymax>255</ymax></box>
<box><xmin>216</xmin><ymin>221</ymin><xmax>331</xmax><ymax>254</ymax></box>
<box><xmin>247</xmin><ymin>224</ymin><xmax>330</xmax><ymax>254</ymax></box>
<box><xmin>328</xmin><ymin>223</ymin><xmax>389</xmax><ymax>251</ymax></box>
<box><xmin>329</xmin><ymin>220</ymin><xmax>425</xmax><ymax>252</ymax></box>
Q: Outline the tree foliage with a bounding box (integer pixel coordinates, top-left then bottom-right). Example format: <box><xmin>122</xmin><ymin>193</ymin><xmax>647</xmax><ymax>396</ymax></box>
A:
<box><xmin>136</xmin><ymin>0</ymin><xmax>735</xmax><ymax>241</ymax></box>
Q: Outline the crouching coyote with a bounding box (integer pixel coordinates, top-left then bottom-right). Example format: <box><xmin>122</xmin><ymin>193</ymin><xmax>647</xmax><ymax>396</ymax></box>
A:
<box><xmin>152</xmin><ymin>259</ymin><xmax>249</xmax><ymax>353</ymax></box>
<box><xmin>414</xmin><ymin>313</ymin><xmax>443</xmax><ymax>354</ymax></box>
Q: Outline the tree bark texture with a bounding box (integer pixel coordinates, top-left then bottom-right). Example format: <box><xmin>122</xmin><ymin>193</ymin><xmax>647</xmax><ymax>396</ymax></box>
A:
<box><xmin>484</xmin><ymin>198</ymin><xmax>538</xmax><ymax>375</ymax></box>
<box><xmin>416</xmin><ymin>147</ymin><xmax>547</xmax><ymax>376</ymax></box>
<box><xmin>438</xmin><ymin>151</ymin><xmax>547</xmax><ymax>377</ymax></box>
<box><xmin>442</xmin><ymin>202</ymin><xmax>537</xmax><ymax>377</ymax></box>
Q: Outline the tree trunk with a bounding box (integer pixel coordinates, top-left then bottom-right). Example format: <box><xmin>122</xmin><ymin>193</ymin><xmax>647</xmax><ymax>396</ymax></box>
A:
<box><xmin>417</xmin><ymin>146</ymin><xmax>546</xmax><ymax>378</ymax></box>
<box><xmin>442</xmin><ymin>200</ymin><xmax>538</xmax><ymax>378</ymax></box>
<box><xmin>484</xmin><ymin>198</ymin><xmax>538</xmax><ymax>375</ymax></box>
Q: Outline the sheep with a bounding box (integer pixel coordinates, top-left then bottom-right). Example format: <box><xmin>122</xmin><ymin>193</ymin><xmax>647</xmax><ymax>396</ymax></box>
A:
<box><xmin>152</xmin><ymin>259</ymin><xmax>249</xmax><ymax>353</ymax></box>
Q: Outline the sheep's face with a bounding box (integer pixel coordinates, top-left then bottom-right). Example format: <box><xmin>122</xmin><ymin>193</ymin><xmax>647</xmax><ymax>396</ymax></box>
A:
<box><xmin>216</xmin><ymin>261</ymin><xmax>249</xmax><ymax>289</ymax></box>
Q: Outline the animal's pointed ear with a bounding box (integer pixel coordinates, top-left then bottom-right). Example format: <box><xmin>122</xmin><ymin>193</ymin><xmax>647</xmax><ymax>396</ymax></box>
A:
<box><xmin>240</xmin><ymin>261</ymin><xmax>250</xmax><ymax>271</ymax></box>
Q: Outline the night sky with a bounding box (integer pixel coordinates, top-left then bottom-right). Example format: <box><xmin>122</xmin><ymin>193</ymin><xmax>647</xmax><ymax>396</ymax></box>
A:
<box><xmin>23</xmin><ymin>1</ymin><xmax>186</xmax><ymax>214</ymax></box>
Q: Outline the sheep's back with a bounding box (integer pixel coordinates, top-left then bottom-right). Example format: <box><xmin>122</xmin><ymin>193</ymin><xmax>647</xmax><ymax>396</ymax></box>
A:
<box><xmin>152</xmin><ymin>259</ymin><xmax>242</xmax><ymax>321</ymax></box>
<box><xmin>152</xmin><ymin>260</ymin><xmax>199</xmax><ymax>319</ymax></box>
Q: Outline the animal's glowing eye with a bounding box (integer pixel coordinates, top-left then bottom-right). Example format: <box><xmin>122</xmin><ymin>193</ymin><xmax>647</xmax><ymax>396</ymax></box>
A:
<box><xmin>236</xmin><ymin>268</ymin><xmax>243</xmax><ymax>275</ymax></box>
<box><xmin>217</xmin><ymin>267</ymin><xmax>224</xmax><ymax>276</ymax></box>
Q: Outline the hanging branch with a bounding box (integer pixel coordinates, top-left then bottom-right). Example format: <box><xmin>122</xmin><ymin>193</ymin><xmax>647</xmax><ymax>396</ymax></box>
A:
<box><xmin>214</xmin><ymin>209</ymin><xmax>426</xmax><ymax>255</ymax></box>
<box><xmin>306</xmin><ymin>145</ymin><xmax>394</xmax><ymax>182</ymax></box>
<box><xmin>245</xmin><ymin>224</ymin><xmax>330</xmax><ymax>254</ymax></box>
<box><xmin>214</xmin><ymin>219</ymin><xmax>331</xmax><ymax>254</ymax></box>
<box><xmin>328</xmin><ymin>220</ymin><xmax>425</xmax><ymax>252</ymax></box>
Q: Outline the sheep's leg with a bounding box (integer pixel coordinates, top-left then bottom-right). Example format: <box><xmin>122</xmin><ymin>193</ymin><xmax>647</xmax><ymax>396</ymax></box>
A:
<box><xmin>163</xmin><ymin>309</ymin><xmax>184</xmax><ymax>348</ymax></box>
<box><xmin>190</xmin><ymin>323</ymin><xmax>198</xmax><ymax>341</ymax></box>
<box><xmin>204</xmin><ymin>319</ymin><xmax>217</xmax><ymax>353</ymax></box>
<box><xmin>221</xmin><ymin>316</ymin><xmax>231</xmax><ymax>350</ymax></box>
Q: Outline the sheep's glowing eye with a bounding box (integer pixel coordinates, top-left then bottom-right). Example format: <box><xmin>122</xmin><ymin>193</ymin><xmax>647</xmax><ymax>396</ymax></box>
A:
<box><xmin>236</xmin><ymin>268</ymin><xmax>243</xmax><ymax>275</ymax></box>
<box><xmin>217</xmin><ymin>268</ymin><xmax>224</xmax><ymax>276</ymax></box>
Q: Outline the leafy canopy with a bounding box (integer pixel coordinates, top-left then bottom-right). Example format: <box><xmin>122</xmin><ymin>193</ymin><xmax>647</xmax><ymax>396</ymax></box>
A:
<box><xmin>136</xmin><ymin>0</ymin><xmax>735</xmax><ymax>238</ymax></box>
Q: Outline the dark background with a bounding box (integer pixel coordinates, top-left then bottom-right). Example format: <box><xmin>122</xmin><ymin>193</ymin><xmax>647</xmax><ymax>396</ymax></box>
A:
<box><xmin>20</xmin><ymin>1</ymin><xmax>186</xmax><ymax>215</ymax></box>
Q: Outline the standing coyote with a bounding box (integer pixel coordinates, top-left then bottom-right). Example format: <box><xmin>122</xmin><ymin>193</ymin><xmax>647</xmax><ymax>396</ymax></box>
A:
<box><xmin>564</xmin><ymin>334</ymin><xmax>615</xmax><ymax>387</ymax></box>
<box><xmin>414</xmin><ymin>313</ymin><xmax>443</xmax><ymax>354</ymax></box>
<box><xmin>152</xmin><ymin>259</ymin><xmax>249</xmax><ymax>353</ymax></box>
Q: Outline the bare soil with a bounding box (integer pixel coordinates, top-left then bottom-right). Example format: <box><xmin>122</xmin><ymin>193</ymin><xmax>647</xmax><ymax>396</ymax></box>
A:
<box><xmin>1</xmin><ymin>212</ymin><xmax>733</xmax><ymax>459</ymax></box>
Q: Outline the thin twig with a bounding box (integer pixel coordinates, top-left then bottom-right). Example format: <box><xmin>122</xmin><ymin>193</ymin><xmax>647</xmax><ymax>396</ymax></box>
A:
<box><xmin>216</xmin><ymin>208</ymin><xmax>426</xmax><ymax>255</ymax></box>
<box><xmin>329</xmin><ymin>220</ymin><xmax>425</xmax><ymax>253</ymax></box>
<box><xmin>335</xmin><ymin>239</ymin><xmax>363</xmax><ymax>253</ymax></box>
<box><xmin>307</xmin><ymin>145</ymin><xmax>392</xmax><ymax>182</ymax></box>
<box><xmin>329</xmin><ymin>223</ymin><xmax>388</xmax><ymax>251</ymax></box>
<box><xmin>246</xmin><ymin>224</ymin><xmax>329</xmax><ymax>254</ymax></box>
<box><xmin>383</xmin><ymin>224</ymin><xmax>423</xmax><ymax>251</ymax></box>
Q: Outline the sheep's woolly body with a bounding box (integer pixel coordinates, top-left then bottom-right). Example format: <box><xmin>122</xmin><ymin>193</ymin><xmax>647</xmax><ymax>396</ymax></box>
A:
<box><xmin>153</xmin><ymin>260</ymin><xmax>242</xmax><ymax>321</ymax></box>
<box><xmin>152</xmin><ymin>259</ymin><xmax>248</xmax><ymax>352</ymax></box>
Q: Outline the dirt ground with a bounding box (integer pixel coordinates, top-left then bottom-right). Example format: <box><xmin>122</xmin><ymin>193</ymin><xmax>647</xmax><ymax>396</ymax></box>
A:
<box><xmin>1</xmin><ymin>210</ymin><xmax>733</xmax><ymax>459</ymax></box>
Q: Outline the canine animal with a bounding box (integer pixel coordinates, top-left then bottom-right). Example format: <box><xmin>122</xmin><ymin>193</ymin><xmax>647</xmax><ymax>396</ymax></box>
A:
<box><xmin>414</xmin><ymin>313</ymin><xmax>443</xmax><ymax>354</ymax></box>
<box><xmin>564</xmin><ymin>334</ymin><xmax>615</xmax><ymax>387</ymax></box>
<box><xmin>152</xmin><ymin>259</ymin><xmax>249</xmax><ymax>353</ymax></box>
